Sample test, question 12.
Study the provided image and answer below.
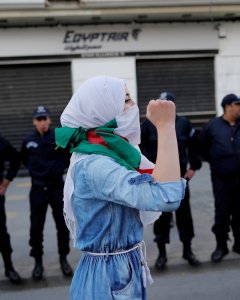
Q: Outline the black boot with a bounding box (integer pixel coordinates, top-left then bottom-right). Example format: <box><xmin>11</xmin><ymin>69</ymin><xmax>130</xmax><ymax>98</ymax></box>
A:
<box><xmin>183</xmin><ymin>243</ymin><xmax>201</xmax><ymax>266</ymax></box>
<box><xmin>155</xmin><ymin>243</ymin><xmax>167</xmax><ymax>270</ymax></box>
<box><xmin>2</xmin><ymin>253</ymin><xmax>22</xmax><ymax>284</ymax></box>
<box><xmin>32</xmin><ymin>258</ymin><xmax>44</xmax><ymax>280</ymax></box>
<box><xmin>5</xmin><ymin>267</ymin><xmax>22</xmax><ymax>284</ymax></box>
<box><xmin>60</xmin><ymin>256</ymin><xmax>73</xmax><ymax>277</ymax></box>
<box><xmin>211</xmin><ymin>239</ymin><xmax>229</xmax><ymax>263</ymax></box>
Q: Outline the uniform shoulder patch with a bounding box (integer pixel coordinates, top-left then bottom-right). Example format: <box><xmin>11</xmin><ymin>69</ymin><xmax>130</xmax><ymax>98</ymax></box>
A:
<box><xmin>26</xmin><ymin>141</ymin><xmax>38</xmax><ymax>149</ymax></box>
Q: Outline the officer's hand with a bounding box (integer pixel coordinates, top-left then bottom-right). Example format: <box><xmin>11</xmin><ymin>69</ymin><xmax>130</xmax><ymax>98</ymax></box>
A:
<box><xmin>184</xmin><ymin>169</ymin><xmax>195</xmax><ymax>181</ymax></box>
<box><xmin>0</xmin><ymin>179</ymin><xmax>10</xmax><ymax>196</ymax></box>
<box><xmin>146</xmin><ymin>99</ymin><xmax>176</xmax><ymax>129</ymax></box>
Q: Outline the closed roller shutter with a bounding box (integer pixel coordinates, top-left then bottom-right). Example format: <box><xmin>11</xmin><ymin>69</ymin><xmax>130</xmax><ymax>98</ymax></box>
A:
<box><xmin>0</xmin><ymin>62</ymin><xmax>72</xmax><ymax>151</ymax></box>
<box><xmin>136</xmin><ymin>57</ymin><xmax>215</xmax><ymax>128</ymax></box>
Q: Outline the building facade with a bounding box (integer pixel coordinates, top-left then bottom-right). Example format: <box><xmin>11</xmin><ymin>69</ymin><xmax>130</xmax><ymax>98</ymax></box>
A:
<box><xmin>0</xmin><ymin>0</ymin><xmax>240</xmax><ymax>149</ymax></box>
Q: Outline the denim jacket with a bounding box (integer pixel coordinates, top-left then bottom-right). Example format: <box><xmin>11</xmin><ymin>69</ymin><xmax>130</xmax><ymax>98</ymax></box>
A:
<box><xmin>71</xmin><ymin>154</ymin><xmax>185</xmax><ymax>300</ymax></box>
<box><xmin>72</xmin><ymin>154</ymin><xmax>186</xmax><ymax>253</ymax></box>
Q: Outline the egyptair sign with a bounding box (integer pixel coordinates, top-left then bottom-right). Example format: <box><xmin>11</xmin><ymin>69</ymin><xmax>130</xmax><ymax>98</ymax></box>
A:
<box><xmin>63</xmin><ymin>28</ymin><xmax>142</xmax><ymax>52</ymax></box>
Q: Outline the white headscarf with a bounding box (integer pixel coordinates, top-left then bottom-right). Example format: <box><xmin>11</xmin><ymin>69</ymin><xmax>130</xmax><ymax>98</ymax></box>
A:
<box><xmin>61</xmin><ymin>76</ymin><xmax>161</xmax><ymax>243</ymax></box>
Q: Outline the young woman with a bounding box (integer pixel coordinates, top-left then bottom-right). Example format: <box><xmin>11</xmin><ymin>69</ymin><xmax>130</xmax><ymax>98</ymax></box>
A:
<box><xmin>55</xmin><ymin>76</ymin><xmax>186</xmax><ymax>300</ymax></box>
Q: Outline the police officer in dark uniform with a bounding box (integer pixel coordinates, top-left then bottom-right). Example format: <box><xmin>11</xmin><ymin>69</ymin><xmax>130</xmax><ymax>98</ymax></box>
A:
<box><xmin>21</xmin><ymin>106</ymin><xmax>72</xmax><ymax>280</ymax></box>
<box><xmin>0</xmin><ymin>134</ymin><xmax>21</xmax><ymax>283</ymax></box>
<box><xmin>140</xmin><ymin>92</ymin><xmax>202</xmax><ymax>269</ymax></box>
<box><xmin>198</xmin><ymin>94</ymin><xmax>240</xmax><ymax>262</ymax></box>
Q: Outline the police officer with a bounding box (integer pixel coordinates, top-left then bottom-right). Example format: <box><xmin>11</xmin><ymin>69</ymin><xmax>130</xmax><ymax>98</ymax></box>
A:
<box><xmin>21</xmin><ymin>106</ymin><xmax>72</xmax><ymax>280</ymax></box>
<box><xmin>198</xmin><ymin>94</ymin><xmax>240</xmax><ymax>262</ymax></box>
<box><xmin>0</xmin><ymin>134</ymin><xmax>21</xmax><ymax>283</ymax></box>
<box><xmin>140</xmin><ymin>92</ymin><xmax>202</xmax><ymax>269</ymax></box>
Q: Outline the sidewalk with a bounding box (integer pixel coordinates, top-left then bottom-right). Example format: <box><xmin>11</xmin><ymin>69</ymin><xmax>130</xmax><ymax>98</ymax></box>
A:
<box><xmin>1</xmin><ymin>162</ymin><xmax>240</xmax><ymax>291</ymax></box>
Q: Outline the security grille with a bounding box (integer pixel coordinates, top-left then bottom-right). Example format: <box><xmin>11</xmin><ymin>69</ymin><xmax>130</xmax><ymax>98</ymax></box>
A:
<box><xmin>0</xmin><ymin>62</ymin><xmax>72</xmax><ymax>151</ymax></box>
<box><xmin>136</xmin><ymin>57</ymin><xmax>215</xmax><ymax>128</ymax></box>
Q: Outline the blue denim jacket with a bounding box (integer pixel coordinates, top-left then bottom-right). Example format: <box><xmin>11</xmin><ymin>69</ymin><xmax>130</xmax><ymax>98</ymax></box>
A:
<box><xmin>70</xmin><ymin>154</ymin><xmax>186</xmax><ymax>300</ymax></box>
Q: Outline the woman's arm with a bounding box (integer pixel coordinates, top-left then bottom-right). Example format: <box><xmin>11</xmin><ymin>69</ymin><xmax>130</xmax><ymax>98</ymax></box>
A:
<box><xmin>146</xmin><ymin>100</ymin><xmax>180</xmax><ymax>182</ymax></box>
<box><xmin>82</xmin><ymin>155</ymin><xmax>184</xmax><ymax>212</ymax></box>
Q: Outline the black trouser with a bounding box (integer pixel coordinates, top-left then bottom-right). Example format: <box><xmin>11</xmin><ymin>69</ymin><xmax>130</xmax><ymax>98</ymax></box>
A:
<box><xmin>154</xmin><ymin>184</ymin><xmax>194</xmax><ymax>245</ymax></box>
<box><xmin>0</xmin><ymin>195</ymin><xmax>13</xmax><ymax>263</ymax></box>
<box><xmin>211</xmin><ymin>173</ymin><xmax>240</xmax><ymax>243</ymax></box>
<box><xmin>29</xmin><ymin>177</ymin><xmax>70</xmax><ymax>260</ymax></box>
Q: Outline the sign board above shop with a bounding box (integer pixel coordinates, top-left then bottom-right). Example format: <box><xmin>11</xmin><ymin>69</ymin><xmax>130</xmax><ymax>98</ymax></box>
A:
<box><xmin>0</xmin><ymin>0</ymin><xmax>45</xmax><ymax>8</ymax></box>
<box><xmin>0</xmin><ymin>23</ymin><xmax>218</xmax><ymax>58</ymax></box>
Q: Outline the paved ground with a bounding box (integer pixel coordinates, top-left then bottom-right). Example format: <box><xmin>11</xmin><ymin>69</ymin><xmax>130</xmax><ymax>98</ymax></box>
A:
<box><xmin>1</xmin><ymin>162</ymin><xmax>240</xmax><ymax>299</ymax></box>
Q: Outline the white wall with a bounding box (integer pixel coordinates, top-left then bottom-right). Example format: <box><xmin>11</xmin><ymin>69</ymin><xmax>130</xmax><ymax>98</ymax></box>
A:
<box><xmin>215</xmin><ymin>23</ymin><xmax>240</xmax><ymax>115</ymax></box>
<box><xmin>71</xmin><ymin>56</ymin><xmax>138</xmax><ymax>102</ymax></box>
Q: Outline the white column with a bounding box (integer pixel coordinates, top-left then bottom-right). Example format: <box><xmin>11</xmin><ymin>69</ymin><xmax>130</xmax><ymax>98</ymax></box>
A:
<box><xmin>71</xmin><ymin>56</ymin><xmax>137</xmax><ymax>103</ymax></box>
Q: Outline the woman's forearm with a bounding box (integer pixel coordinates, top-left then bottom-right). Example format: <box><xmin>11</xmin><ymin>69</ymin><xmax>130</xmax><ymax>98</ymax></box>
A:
<box><xmin>146</xmin><ymin>99</ymin><xmax>181</xmax><ymax>182</ymax></box>
<box><xmin>152</xmin><ymin>125</ymin><xmax>180</xmax><ymax>182</ymax></box>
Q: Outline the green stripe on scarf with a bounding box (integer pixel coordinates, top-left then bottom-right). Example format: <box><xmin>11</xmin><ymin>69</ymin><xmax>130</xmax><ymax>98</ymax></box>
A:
<box><xmin>55</xmin><ymin>119</ymin><xmax>141</xmax><ymax>171</ymax></box>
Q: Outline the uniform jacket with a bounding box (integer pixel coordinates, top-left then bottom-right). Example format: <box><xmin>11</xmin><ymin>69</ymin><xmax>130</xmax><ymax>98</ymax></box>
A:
<box><xmin>198</xmin><ymin>116</ymin><xmax>240</xmax><ymax>177</ymax></box>
<box><xmin>140</xmin><ymin>116</ymin><xmax>202</xmax><ymax>177</ymax></box>
<box><xmin>0</xmin><ymin>134</ymin><xmax>20</xmax><ymax>182</ymax></box>
<box><xmin>21</xmin><ymin>129</ymin><xmax>69</xmax><ymax>179</ymax></box>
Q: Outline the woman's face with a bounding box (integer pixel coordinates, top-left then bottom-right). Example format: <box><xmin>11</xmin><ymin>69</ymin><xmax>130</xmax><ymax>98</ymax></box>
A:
<box><xmin>124</xmin><ymin>87</ymin><xmax>135</xmax><ymax>111</ymax></box>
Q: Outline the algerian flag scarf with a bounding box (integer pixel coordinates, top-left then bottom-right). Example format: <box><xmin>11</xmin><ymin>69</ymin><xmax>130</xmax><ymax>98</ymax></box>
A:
<box><xmin>58</xmin><ymin>76</ymin><xmax>161</xmax><ymax>244</ymax></box>
<box><xmin>55</xmin><ymin>119</ymin><xmax>144</xmax><ymax>172</ymax></box>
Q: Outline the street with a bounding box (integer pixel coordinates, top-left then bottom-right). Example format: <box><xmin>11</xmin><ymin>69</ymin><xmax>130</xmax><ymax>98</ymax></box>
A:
<box><xmin>1</xmin><ymin>162</ymin><xmax>240</xmax><ymax>299</ymax></box>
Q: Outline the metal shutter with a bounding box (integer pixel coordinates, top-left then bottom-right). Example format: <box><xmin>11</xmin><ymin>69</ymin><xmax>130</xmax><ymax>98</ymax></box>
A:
<box><xmin>0</xmin><ymin>62</ymin><xmax>72</xmax><ymax>151</ymax></box>
<box><xmin>136</xmin><ymin>57</ymin><xmax>215</xmax><ymax>128</ymax></box>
